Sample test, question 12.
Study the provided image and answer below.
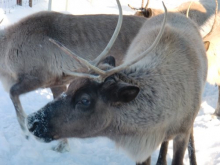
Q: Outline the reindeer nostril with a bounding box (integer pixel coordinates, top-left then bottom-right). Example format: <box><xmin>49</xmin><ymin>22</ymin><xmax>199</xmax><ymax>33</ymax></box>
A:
<box><xmin>29</xmin><ymin>121</ymin><xmax>40</xmax><ymax>133</ymax></box>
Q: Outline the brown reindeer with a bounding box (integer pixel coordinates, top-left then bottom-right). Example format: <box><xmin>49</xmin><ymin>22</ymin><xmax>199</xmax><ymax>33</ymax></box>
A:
<box><xmin>27</xmin><ymin>2</ymin><xmax>207</xmax><ymax>165</ymax></box>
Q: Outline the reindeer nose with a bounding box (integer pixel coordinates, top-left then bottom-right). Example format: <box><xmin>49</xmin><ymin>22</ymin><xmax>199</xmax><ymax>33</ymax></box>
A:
<box><xmin>28</xmin><ymin>120</ymin><xmax>40</xmax><ymax>133</ymax></box>
<box><xmin>27</xmin><ymin>114</ymin><xmax>40</xmax><ymax>133</ymax></box>
<box><xmin>26</xmin><ymin>112</ymin><xmax>53</xmax><ymax>143</ymax></box>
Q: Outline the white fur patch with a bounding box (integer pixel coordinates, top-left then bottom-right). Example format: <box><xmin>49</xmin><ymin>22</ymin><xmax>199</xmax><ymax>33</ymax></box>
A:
<box><xmin>115</xmin><ymin>131</ymin><xmax>165</xmax><ymax>163</ymax></box>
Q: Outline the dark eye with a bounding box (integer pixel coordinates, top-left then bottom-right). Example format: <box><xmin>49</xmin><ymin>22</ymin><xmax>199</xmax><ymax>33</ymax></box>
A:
<box><xmin>104</xmin><ymin>76</ymin><xmax>115</xmax><ymax>82</ymax></box>
<box><xmin>77</xmin><ymin>98</ymin><xmax>91</xmax><ymax>106</ymax></box>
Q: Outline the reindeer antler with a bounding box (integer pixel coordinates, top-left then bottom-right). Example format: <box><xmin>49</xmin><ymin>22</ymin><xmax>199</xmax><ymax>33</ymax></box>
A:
<box><xmin>128</xmin><ymin>4</ymin><xmax>141</xmax><ymax>11</ymax></box>
<box><xmin>141</xmin><ymin>0</ymin><xmax>145</xmax><ymax>8</ymax></box>
<box><xmin>145</xmin><ymin>0</ymin><xmax>150</xmax><ymax>9</ymax></box>
<box><xmin>186</xmin><ymin>1</ymin><xmax>194</xmax><ymax>18</ymax></box>
<box><xmin>49</xmin><ymin>38</ymin><xmax>106</xmax><ymax>76</ymax></box>
<box><xmin>50</xmin><ymin>1</ymin><xmax>167</xmax><ymax>82</ymax></box>
<box><xmin>92</xmin><ymin>0</ymin><xmax>123</xmax><ymax>66</ymax></box>
<box><xmin>128</xmin><ymin>0</ymin><xmax>150</xmax><ymax>11</ymax></box>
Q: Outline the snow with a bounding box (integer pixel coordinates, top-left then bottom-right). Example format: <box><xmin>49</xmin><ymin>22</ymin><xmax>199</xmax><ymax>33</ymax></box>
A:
<box><xmin>0</xmin><ymin>0</ymin><xmax>219</xmax><ymax>165</ymax></box>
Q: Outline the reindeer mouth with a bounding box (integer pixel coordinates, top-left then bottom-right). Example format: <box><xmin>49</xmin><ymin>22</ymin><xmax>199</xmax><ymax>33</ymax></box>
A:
<box><xmin>34</xmin><ymin>135</ymin><xmax>54</xmax><ymax>143</ymax></box>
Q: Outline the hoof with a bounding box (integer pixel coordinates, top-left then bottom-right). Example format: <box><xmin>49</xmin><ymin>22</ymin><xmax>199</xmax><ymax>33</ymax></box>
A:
<box><xmin>25</xmin><ymin>135</ymin><xmax>29</xmax><ymax>140</ymax></box>
<box><xmin>22</xmin><ymin>129</ymin><xmax>30</xmax><ymax>140</ymax></box>
<box><xmin>52</xmin><ymin>140</ymin><xmax>70</xmax><ymax>153</ymax></box>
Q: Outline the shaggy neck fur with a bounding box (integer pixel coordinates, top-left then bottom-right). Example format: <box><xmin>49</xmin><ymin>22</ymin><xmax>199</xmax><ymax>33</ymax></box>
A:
<box><xmin>102</xmin><ymin>63</ymin><xmax>169</xmax><ymax>162</ymax></box>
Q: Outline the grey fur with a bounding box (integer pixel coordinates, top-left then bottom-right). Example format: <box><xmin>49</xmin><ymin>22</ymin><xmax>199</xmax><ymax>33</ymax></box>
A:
<box><xmin>27</xmin><ymin>13</ymin><xmax>207</xmax><ymax>164</ymax></box>
<box><xmin>0</xmin><ymin>11</ymin><xmax>146</xmax><ymax>151</ymax></box>
<box><xmin>136</xmin><ymin>0</ymin><xmax>220</xmax><ymax>116</ymax></box>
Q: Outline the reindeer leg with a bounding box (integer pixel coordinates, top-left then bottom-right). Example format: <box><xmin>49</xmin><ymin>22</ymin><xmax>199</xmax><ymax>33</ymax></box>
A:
<box><xmin>214</xmin><ymin>86</ymin><xmax>220</xmax><ymax>116</ymax></box>
<box><xmin>188</xmin><ymin>128</ymin><xmax>197</xmax><ymax>165</ymax></box>
<box><xmin>52</xmin><ymin>138</ymin><xmax>70</xmax><ymax>153</ymax></box>
<box><xmin>136</xmin><ymin>157</ymin><xmax>151</xmax><ymax>165</ymax></box>
<box><xmin>50</xmin><ymin>85</ymin><xmax>70</xmax><ymax>153</ymax></box>
<box><xmin>50</xmin><ymin>86</ymin><xmax>67</xmax><ymax>98</ymax></box>
<box><xmin>10</xmin><ymin>92</ymin><xmax>28</xmax><ymax>139</ymax></box>
<box><xmin>10</xmin><ymin>77</ymin><xmax>43</xmax><ymax>139</ymax></box>
<box><xmin>172</xmin><ymin>133</ymin><xmax>190</xmax><ymax>165</ymax></box>
<box><xmin>156</xmin><ymin>141</ymin><xmax>169</xmax><ymax>165</ymax></box>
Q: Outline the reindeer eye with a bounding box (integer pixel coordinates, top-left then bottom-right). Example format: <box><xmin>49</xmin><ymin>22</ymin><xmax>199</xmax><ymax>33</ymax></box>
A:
<box><xmin>105</xmin><ymin>76</ymin><xmax>115</xmax><ymax>81</ymax></box>
<box><xmin>78</xmin><ymin>98</ymin><xmax>91</xmax><ymax>106</ymax></box>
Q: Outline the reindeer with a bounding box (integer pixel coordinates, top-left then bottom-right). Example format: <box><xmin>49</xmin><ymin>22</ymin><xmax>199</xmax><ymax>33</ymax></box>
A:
<box><xmin>128</xmin><ymin>0</ymin><xmax>150</xmax><ymax>17</ymax></box>
<box><xmin>129</xmin><ymin>0</ymin><xmax>219</xmax><ymax>25</ymax></box>
<box><xmin>26</xmin><ymin>1</ymin><xmax>207</xmax><ymax>164</ymax></box>
<box><xmin>129</xmin><ymin>0</ymin><xmax>220</xmax><ymax>118</ymax></box>
<box><xmin>130</xmin><ymin>1</ymin><xmax>218</xmax><ymax>164</ymax></box>
<box><xmin>0</xmin><ymin>2</ymin><xmax>149</xmax><ymax>152</ymax></box>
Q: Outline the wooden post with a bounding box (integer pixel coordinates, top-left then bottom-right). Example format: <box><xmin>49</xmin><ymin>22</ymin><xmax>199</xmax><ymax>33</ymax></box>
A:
<box><xmin>48</xmin><ymin>0</ymin><xmax>52</xmax><ymax>11</ymax></box>
<box><xmin>65</xmin><ymin>0</ymin><xmax>69</xmax><ymax>11</ymax></box>
<box><xmin>17</xmin><ymin>0</ymin><xmax>22</xmax><ymax>6</ymax></box>
<box><xmin>29</xmin><ymin>0</ymin><xmax>32</xmax><ymax>7</ymax></box>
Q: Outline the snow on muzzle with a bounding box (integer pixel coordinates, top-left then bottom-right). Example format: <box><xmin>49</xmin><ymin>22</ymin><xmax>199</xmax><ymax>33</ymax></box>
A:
<box><xmin>27</xmin><ymin>106</ymin><xmax>54</xmax><ymax>143</ymax></box>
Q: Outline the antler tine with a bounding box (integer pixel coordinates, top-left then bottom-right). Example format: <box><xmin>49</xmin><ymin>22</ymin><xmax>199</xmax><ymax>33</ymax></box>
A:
<box><xmin>128</xmin><ymin>4</ymin><xmax>139</xmax><ymax>11</ymax></box>
<box><xmin>203</xmin><ymin>0</ymin><xmax>218</xmax><ymax>40</ymax></box>
<box><xmin>49</xmin><ymin>38</ymin><xmax>105</xmax><ymax>75</ymax></box>
<box><xmin>49</xmin><ymin>38</ymin><xmax>103</xmax><ymax>81</ymax></box>
<box><xmin>101</xmin><ymin>1</ymin><xmax>167</xmax><ymax>80</ymax></box>
<box><xmin>141</xmin><ymin>0</ymin><xmax>145</xmax><ymax>8</ymax></box>
<box><xmin>63</xmin><ymin>70</ymin><xmax>101</xmax><ymax>80</ymax></box>
<box><xmin>145</xmin><ymin>0</ymin><xmax>150</xmax><ymax>8</ymax></box>
<box><xmin>92</xmin><ymin>0</ymin><xmax>123</xmax><ymax>66</ymax></box>
<box><xmin>186</xmin><ymin>1</ymin><xmax>193</xmax><ymax>18</ymax></box>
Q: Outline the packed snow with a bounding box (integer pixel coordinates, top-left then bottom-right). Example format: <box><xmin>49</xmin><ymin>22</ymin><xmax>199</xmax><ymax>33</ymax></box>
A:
<box><xmin>0</xmin><ymin>0</ymin><xmax>219</xmax><ymax>165</ymax></box>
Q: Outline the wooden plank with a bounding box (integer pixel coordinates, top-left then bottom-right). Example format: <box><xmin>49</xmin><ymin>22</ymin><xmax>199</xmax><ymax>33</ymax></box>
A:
<box><xmin>29</xmin><ymin>0</ymin><xmax>32</xmax><ymax>7</ymax></box>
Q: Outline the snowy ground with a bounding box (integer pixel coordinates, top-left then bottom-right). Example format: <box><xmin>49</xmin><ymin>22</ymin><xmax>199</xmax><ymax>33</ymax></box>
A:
<box><xmin>0</xmin><ymin>0</ymin><xmax>219</xmax><ymax>165</ymax></box>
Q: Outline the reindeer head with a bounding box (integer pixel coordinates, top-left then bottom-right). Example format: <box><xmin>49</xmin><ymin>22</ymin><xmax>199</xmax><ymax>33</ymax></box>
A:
<box><xmin>128</xmin><ymin>0</ymin><xmax>164</xmax><ymax>18</ymax></box>
<box><xmin>26</xmin><ymin>0</ymin><xmax>167</xmax><ymax>143</ymax></box>
<box><xmin>26</xmin><ymin>56</ymin><xmax>141</xmax><ymax>142</ymax></box>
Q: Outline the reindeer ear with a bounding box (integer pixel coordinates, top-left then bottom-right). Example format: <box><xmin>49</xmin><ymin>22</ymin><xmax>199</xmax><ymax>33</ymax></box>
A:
<box><xmin>144</xmin><ymin>8</ymin><xmax>152</xmax><ymax>18</ymax></box>
<box><xmin>117</xmin><ymin>85</ymin><xmax>140</xmax><ymax>102</ymax></box>
<box><xmin>102</xmin><ymin>56</ymin><xmax>116</xmax><ymax>67</ymax></box>
<box><xmin>102</xmin><ymin>80</ymin><xmax>139</xmax><ymax>103</ymax></box>
<box><xmin>204</xmin><ymin>41</ymin><xmax>210</xmax><ymax>51</ymax></box>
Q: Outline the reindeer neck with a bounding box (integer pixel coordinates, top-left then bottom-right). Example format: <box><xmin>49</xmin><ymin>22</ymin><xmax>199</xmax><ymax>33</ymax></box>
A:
<box><xmin>0</xmin><ymin>29</ymin><xmax>6</xmax><ymax>45</ymax></box>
